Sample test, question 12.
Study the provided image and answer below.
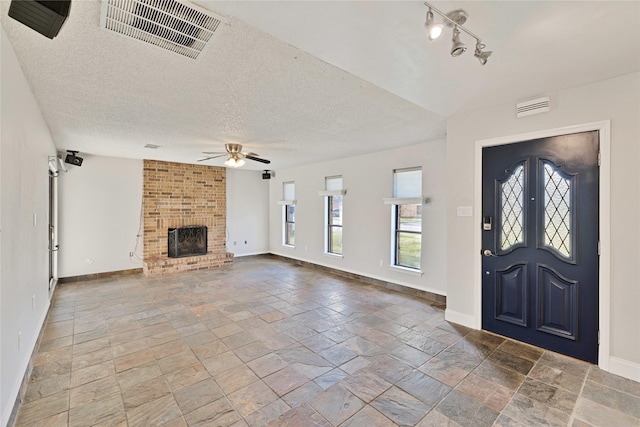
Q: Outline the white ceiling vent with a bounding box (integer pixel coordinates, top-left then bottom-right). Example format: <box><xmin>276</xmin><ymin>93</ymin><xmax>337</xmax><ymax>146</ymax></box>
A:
<box><xmin>100</xmin><ymin>0</ymin><xmax>226</xmax><ymax>59</ymax></box>
<box><xmin>516</xmin><ymin>97</ymin><xmax>551</xmax><ymax>118</ymax></box>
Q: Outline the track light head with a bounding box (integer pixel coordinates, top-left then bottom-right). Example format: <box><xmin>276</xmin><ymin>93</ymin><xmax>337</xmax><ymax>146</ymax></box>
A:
<box><xmin>424</xmin><ymin>8</ymin><xmax>443</xmax><ymax>41</ymax></box>
<box><xmin>474</xmin><ymin>42</ymin><xmax>492</xmax><ymax>65</ymax></box>
<box><xmin>450</xmin><ymin>27</ymin><xmax>467</xmax><ymax>57</ymax></box>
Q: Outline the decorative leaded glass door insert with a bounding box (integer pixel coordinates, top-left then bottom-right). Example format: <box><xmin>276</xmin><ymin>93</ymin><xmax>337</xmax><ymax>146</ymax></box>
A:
<box><xmin>498</xmin><ymin>162</ymin><xmax>526</xmax><ymax>253</ymax></box>
<box><xmin>482</xmin><ymin>131</ymin><xmax>599</xmax><ymax>364</ymax></box>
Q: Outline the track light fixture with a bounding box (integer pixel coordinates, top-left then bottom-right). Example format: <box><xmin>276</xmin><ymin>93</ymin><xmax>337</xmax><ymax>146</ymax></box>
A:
<box><xmin>423</xmin><ymin>2</ymin><xmax>492</xmax><ymax>65</ymax></box>
<box><xmin>424</xmin><ymin>7</ymin><xmax>443</xmax><ymax>41</ymax></box>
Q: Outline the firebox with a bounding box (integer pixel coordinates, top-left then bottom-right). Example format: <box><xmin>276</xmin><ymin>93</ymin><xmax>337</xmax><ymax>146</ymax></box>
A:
<box><xmin>168</xmin><ymin>226</ymin><xmax>207</xmax><ymax>258</ymax></box>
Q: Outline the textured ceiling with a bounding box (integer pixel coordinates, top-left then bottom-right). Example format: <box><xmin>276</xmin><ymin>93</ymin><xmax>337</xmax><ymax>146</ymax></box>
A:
<box><xmin>206</xmin><ymin>1</ymin><xmax>640</xmax><ymax>117</ymax></box>
<box><xmin>1</xmin><ymin>1</ymin><xmax>638</xmax><ymax>170</ymax></box>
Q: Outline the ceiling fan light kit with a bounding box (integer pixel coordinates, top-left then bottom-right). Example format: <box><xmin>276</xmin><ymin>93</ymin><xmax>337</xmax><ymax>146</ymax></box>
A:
<box><xmin>424</xmin><ymin>2</ymin><xmax>492</xmax><ymax>65</ymax></box>
<box><xmin>224</xmin><ymin>157</ymin><xmax>245</xmax><ymax>168</ymax></box>
<box><xmin>199</xmin><ymin>143</ymin><xmax>271</xmax><ymax>168</ymax></box>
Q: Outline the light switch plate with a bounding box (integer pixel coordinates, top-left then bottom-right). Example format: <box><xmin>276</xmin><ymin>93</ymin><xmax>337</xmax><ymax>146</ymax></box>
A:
<box><xmin>457</xmin><ymin>206</ymin><xmax>473</xmax><ymax>217</ymax></box>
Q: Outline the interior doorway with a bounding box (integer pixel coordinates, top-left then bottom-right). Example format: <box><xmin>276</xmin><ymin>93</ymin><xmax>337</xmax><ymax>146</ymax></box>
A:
<box><xmin>48</xmin><ymin>159</ymin><xmax>60</xmax><ymax>297</ymax></box>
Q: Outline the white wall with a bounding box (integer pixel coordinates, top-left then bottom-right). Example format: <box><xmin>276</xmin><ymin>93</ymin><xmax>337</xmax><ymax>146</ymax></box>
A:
<box><xmin>445</xmin><ymin>73</ymin><xmax>640</xmax><ymax>378</ymax></box>
<box><xmin>269</xmin><ymin>139</ymin><xmax>447</xmax><ymax>296</ymax></box>
<box><xmin>226</xmin><ymin>169</ymin><xmax>270</xmax><ymax>256</ymax></box>
<box><xmin>58</xmin><ymin>155</ymin><xmax>142</xmax><ymax>277</ymax></box>
<box><xmin>1</xmin><ymin>28</ymin><xmax>58</xmax><ymax>426</ymax></box>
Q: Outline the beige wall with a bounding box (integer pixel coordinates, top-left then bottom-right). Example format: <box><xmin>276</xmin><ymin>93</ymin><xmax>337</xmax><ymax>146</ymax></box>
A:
<box><xmin>1</xmin><ymin>28</ymin><xmax>58</xmax><ymax>425</ymax></box>
<box><xmin>445</xmin><ymin>72</ymin><xmax>640</xmax><ymax>378</ymax></box>
<box><xmin>268</xmin><ymin>139</ymin><xmax>448</xmax><ymax>297</ymax></box>
<box><xmin>58</xmin><ymin>155</ymin><xmax>143</xmax><ymax>278</ymax></box>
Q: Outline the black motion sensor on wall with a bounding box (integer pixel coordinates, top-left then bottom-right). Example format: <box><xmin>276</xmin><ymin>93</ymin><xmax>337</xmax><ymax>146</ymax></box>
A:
<box><xmin>262</xmin><ymin>170</ymin><xmax>272</xmax><ymax>180</ymax></box>
<box><xmin>64</xmin><ymin>150</ymin><xmax>83</xmax><ymax>167</ymax></box>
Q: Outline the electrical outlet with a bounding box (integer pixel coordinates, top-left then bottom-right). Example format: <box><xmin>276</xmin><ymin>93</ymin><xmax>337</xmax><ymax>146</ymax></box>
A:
<box><xmin>129</xmin><ymin>252</ymin><xmax>134</xmax><ymax>257</ymax></box>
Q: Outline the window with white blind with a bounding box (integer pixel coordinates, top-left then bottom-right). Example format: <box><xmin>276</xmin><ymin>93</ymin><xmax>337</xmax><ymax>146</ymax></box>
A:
<box><xmin>391</xmin><ymin>168</ymin><xmax>422</xmax><ymax>270</ymax></box>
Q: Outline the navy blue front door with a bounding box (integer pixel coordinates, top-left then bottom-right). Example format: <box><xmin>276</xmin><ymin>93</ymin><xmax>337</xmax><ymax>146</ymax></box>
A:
<box><xmin>482</xmin><ymin>131</ymin><xmax>599</xmax><ymax>363</ymax></box>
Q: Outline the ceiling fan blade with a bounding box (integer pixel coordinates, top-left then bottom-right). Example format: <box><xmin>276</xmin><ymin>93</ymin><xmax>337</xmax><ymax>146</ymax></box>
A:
<box><xmin>245</xmin><ymin>155</ymin><xmax>271</xmax><ymax>164</ymax></box>
<box><xmin>241</xmin><ymin>152</ymin><xmax>259</xmax><ymax>157</ymax></box>
<box><xmin>202</xmin><ymin>151</ymin><xmax>226</xmax><ymax>155</ymax></box>
<box><xmin>198</xmin><ymin>154</ymin><xmax>226</xmax><ymax>162</ymax></box>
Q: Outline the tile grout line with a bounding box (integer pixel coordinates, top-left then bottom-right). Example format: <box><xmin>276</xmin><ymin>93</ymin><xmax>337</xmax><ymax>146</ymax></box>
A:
<box><xmin>17</xmin><ymin>258</ymin><xmax>631</xmax><ymax>427</ymax></box>
<box><xmin>567</xmin><ymin>364</ymin><xmax>591</xmax><ymax>426</ymax></box>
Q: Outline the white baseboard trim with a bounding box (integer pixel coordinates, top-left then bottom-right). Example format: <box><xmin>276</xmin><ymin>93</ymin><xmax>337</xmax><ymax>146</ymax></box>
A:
<box><xmin>2</xmin><ymin>300</ymin><xmax>50</xmax><ymax>427</ymax></box>
<box><xmin>444</xmin><ymin>309</ymin><xmax>478</xmax><ymax>329</ymax></box>
<box><xmin>608</xmin><ymin>356</ymin><xmax>640</xmax><ymax>382</ymax></box>
<box><xmin>232</xmin><ymin>251</ymin><xmax>269</xmax><ymax>258</ymax></box>
<box><xmin>268</xmin><ymin>252</ymin><xmax>447</xmax><ymax>298</ymax></box>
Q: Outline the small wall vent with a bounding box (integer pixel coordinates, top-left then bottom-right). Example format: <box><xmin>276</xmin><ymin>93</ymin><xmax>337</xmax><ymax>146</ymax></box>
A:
<box><xmin>100</xmin><ymin>0</ymin><xmax>225</xmax><ymax>59</ymax></box>
<box><xmin>516</xmin><ymin>97</ymin><xmax>550</xmax><ymax>118</ymax></box>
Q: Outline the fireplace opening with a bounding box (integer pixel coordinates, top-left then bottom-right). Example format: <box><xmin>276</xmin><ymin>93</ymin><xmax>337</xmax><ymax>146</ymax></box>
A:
<box><xmin>168</xmin><ymin>226</ymin><xmax>207</xmax><ymax>258</ymax></box>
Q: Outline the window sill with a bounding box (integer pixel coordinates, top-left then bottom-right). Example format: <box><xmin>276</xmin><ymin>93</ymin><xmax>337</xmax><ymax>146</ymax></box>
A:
<box><xmin>282</xmin><ymin>244</ymin><xmax>295</xmax><ymax>249</ymax></box>
<box><xmin>324</xmin><ymin>252</ymin><xmax>344</xmax><ymax>259</ymax></box>
<box><xmin>389</xmin><ymin>265</ymin><xmax>423</xmax><ymax>277</ymax></box>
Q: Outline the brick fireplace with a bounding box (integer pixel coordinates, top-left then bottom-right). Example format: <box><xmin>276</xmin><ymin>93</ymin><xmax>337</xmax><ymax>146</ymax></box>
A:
<box><xmin>142</xmin><ymin>160</ymin><xmax>233</xmax><ymax>276</ymax></box>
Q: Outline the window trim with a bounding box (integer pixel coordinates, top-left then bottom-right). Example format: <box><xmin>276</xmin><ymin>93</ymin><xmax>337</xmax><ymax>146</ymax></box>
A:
<box><xmin>282</xmin><ymin>181</ymin><xmax>295</xmax><ymax>247</ymax></box>
<box><xmin>318</xmin><ymin>190</ymin><xmax>347</xmax><ymax>197</ymax></box>
<box><xmin>326</xmin><ymin>194</ymin><xmax>343</xmax><ymax>255</ymax></box>
<box><xmin>383</xmin><ymin>197</ymin><xmax>423</xmax><ymax>205</ymax></box>
<box><xmin>284</xmin><ymin>203</ymin><xmax>295</xmax><ymax>247</ymax></box>
<box><xmin>389</xmin><ymin>168</ymin><xmax>423</xmax><ymax>271</ymax></box>
<box><xmin>392</xmin><ymin>203</ymin><xmax>422</xmax><ymax>270</ymax></box>
<box><xmin>322</xmin><ymin>176</ymin><xmax>344</xmax><ymax>256</ymax></box>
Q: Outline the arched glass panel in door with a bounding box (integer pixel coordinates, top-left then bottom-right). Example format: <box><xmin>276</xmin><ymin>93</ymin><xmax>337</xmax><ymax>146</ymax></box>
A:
<box><xmin>498</xmin><ymin>162</ymin><xmax>526</xmax><ymax>253</ymax></box>
<box><xmin>540</xmin><ymin>160</ymin><xmax>576</xmax><ymax>262</ymax></box>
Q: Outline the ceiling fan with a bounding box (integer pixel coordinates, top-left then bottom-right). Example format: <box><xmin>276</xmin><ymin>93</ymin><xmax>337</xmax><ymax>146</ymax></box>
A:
<box><xmin>198</xmin><ymin>143</ymin><xmax>271</xmax><ymax>168</ymax></box>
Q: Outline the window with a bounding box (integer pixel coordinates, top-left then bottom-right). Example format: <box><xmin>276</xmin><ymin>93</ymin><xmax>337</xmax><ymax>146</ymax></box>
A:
<box><xmin>283</xmin><ymin>182</ymin><xmax>295</xmax><ymax>246</ymax></box>
<box><xmin>325</xmin><ymin>176</ymin><xmax>343</xmax><ymax>255</ymax></box>
<box><xmin>392</xmin><ymin>168</ymin><xmax>422</xmax><ymax>269</ymax></box>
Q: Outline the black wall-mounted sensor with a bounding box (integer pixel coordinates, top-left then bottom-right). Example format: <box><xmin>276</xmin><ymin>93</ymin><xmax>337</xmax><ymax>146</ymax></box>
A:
<box><xmin>64</xmin><ymin>150</ymin><xmax>83</xmax><ymax>167</ymax></box>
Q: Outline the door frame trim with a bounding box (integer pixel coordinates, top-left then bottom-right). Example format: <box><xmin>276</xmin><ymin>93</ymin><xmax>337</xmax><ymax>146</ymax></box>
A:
<box><xmin>473</xmin><ymin>120</ymin><xmax>611</xmax><ymax>370</ymax></box>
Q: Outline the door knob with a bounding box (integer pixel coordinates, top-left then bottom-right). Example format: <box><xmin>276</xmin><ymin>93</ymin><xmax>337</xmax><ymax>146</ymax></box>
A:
<box><xmin>483</xmin><ymin>249</ymin><xmax>496</xmax><ymax>257</ymax></box>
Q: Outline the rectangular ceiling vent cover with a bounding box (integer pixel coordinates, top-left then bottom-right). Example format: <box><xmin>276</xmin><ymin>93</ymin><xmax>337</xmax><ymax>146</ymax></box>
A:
<box><xmin>516</xmin><ymin>97</ymin><xmax>551</xmax><ymax>118</ymax></box>
<box><xmin>100</xmin><ymin>0</ymin><xmax>225</xmax><ymax>59</ymax></box>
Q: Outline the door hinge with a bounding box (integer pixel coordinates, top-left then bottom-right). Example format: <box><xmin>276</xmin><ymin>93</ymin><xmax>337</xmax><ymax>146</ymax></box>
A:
<box><xmin>598</xmin><ymin>241</ymin><xmax>601</xmax><ymax>256</ymax></box>
<box><xmin>598</xmin><ymin>151</ymin><xmax>601</xmax><ymax>166</ymax></box>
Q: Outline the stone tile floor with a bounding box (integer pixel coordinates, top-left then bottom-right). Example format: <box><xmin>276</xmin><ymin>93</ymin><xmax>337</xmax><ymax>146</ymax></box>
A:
<box><xmin>13</xmin><ymin>256</ymin><xmax>640</xmax><ymax>427</ymax></box>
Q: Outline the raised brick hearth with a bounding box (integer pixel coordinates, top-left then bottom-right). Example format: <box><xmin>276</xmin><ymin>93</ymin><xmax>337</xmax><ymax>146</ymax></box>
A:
<box><xmin>142</xmin><ymin>160</ymin><xmax>233</xmax><ymax>276</ymax></box>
